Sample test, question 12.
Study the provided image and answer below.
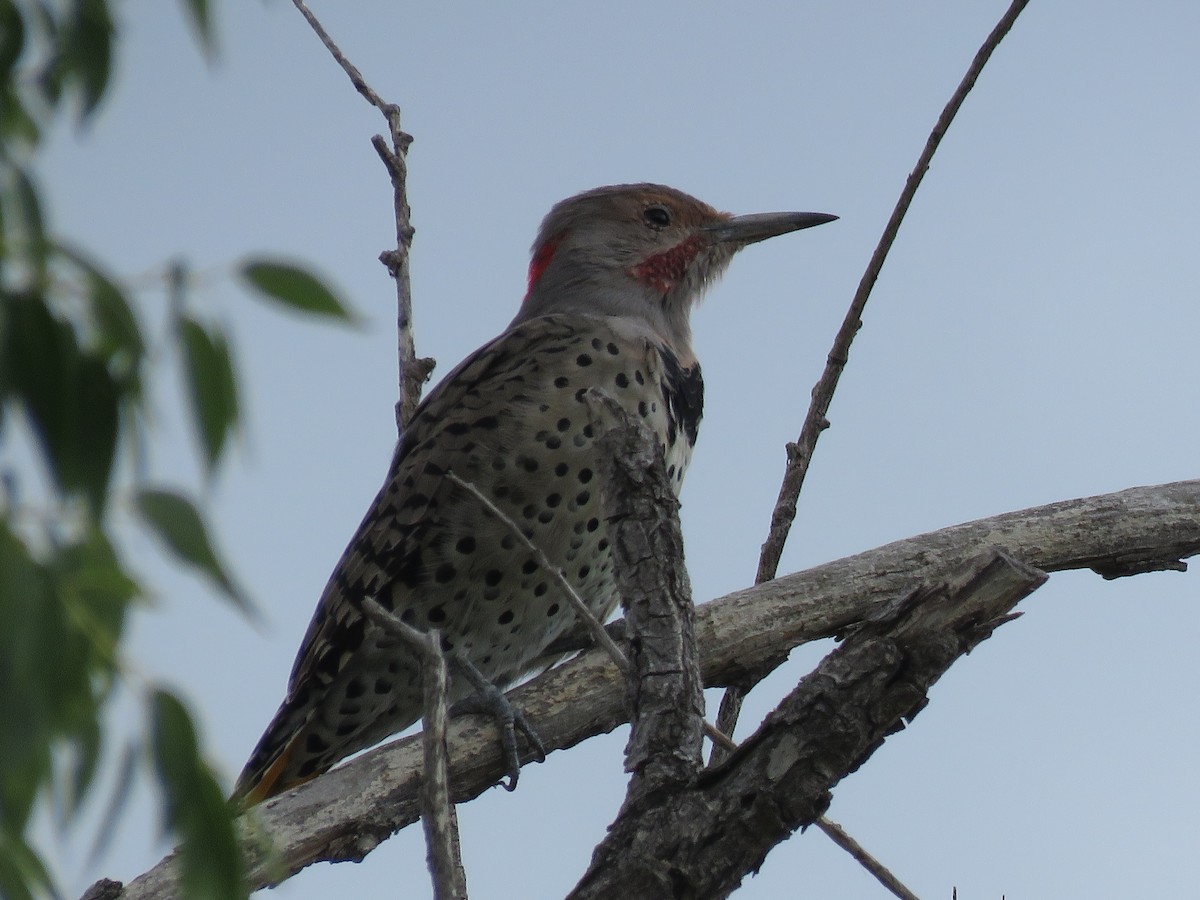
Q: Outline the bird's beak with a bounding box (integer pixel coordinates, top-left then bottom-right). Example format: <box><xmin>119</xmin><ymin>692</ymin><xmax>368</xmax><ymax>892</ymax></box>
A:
<box><xmin>703</xmin><ymin>211</ymin><xmax>838</xmax><ymax>246</ymax></box>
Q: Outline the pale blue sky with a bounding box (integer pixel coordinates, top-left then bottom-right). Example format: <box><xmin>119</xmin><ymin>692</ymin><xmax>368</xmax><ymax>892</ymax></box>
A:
<box><xmin>31</xmin><ymin>1</ymin><xmax>1200</xmax><ymax>897</ymax></box>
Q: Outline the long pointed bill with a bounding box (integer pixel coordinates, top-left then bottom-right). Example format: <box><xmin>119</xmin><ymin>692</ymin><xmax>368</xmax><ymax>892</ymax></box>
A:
<box><xmin>703</xmin><ymin>211</ymin><xmax>838</xmax><ymax>246</ymax></box>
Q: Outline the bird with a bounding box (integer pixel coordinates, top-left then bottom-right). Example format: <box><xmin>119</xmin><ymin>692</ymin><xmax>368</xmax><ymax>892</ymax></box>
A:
<box><xmin>232</xmin><ymin>183</ymin><xmax>836</xmax><ymax>805</ymax></box>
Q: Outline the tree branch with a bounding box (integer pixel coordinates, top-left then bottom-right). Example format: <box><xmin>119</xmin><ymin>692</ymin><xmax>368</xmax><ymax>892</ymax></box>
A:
<box><xmin>593</xmin><ymin>395</ymin><xmax>703</xmax><ymax>802</ymax></box>
<box><xmin>359</xmin><ymin>599</ymin><xmax>465</xmax><ymax>899</ymax></box>
<box><xmin>718</xmin><ymin>0</ymin><xmax>1034</xmax><ymax>764</ymax></box>
<box><xmin>815</xmin><ymin>818</ymin><xmax>921</xmax><ymax>900</ymax></box>
<box><xmin>290</xmin><ymin>0</ymin><xmax>433</xmax><ymax>430</ymax></box>
<box><xmin>756</xmin><ymin>0</ymin><xmax>1033</xmax><ymax>583</ymax></box>
<box><xmin>569</xmin><ymin>550</ymin><xmax>1045</xmax><ymax>898</ymax></box>
<box><xmin>109</xmin><ymin>479</ymin><xmax>1200</xmax><ymax>896</ymax></box>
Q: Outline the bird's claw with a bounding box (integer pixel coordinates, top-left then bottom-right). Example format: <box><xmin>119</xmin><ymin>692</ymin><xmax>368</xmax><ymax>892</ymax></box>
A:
<box><xmin>450</xmin><ymin>655</ymin><xmax>546</xmax><ymax>790</ymax></box>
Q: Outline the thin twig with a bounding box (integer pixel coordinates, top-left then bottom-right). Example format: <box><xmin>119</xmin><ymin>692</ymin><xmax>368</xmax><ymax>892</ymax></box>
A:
<box><xmin>713</xmin><ymin>0</ymin><xmax>1033</xmax><ymax>763</ymax></box>
<box><xmin>713</xmin><ymin>3</ymin><xmax>1032</xmax><ymax>896</ymax></box>
<box><xmin>290</xmin><ymin>0</ymin><xmax>390</xmax><ymax>112</ymax></box>
<box><xmin>444</xmin><ymin>471</ymin><xmax>630</xmax><ymax>672</ymax></box>
<box><xmin>815</xmin><ymin>818</ymin><xmax>921</xmax><ymax>900</ymax></box>
<box><xmin>289</xmin><ymin>0</ymin><xmax>432</xmax><ymax>431</ymax></box>
<box><xmin>758</xmin><ymin>0</ymin><xmax>1033</xmax><ymax>585</ymax></box>
<box><xmin>446</xmin><ymin>467</ymin><xmax>739</xmax><ymax>755</ymax></box>
<box><xmin>360</xmin><ymin>598</ymin><xmax>466</xmax><ymax>899</ymax></box>
<box><xmin>702</xmin><ymin>721</ymin><xmax>737</xmax><ymax>754</ymax></box>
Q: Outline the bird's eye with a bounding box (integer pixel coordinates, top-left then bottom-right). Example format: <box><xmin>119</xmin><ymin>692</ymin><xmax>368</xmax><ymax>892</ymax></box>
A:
<box><xmin>643</xmin><ymin>205</ymin><xmax>672</xmax><ymax>228</ymax></box>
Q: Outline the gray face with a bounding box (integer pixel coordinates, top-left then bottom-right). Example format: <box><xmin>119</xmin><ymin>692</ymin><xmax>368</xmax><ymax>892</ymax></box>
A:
<box><xmin>513</xmin><ymin>183</ymin><xmax>835</xmax><ymax>360</ymax></box>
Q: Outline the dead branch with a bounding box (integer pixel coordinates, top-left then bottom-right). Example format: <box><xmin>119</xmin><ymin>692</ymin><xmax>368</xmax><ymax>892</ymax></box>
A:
<box><xmin>290</xmin><ymin>0</ymin><xmax>433</xmax><ymax>430</ymax></box>
<box><xmin>717</xmin><ymin>0</ymin><xmax>1034</xmax><ymax>763</ymax></box>
<box><xmin>593</xmin><ymin>396</ymin><xmax>703</xmax><ymax>801</ymax></box>
<box><xmin>108</xmin><ymin>479</ymin><xmax>1200</xmax><ymax>896</ymax></box>
<box><xmin>360</xmin><ymin>599</ymin><xmax>465</xmax><ymax>899</ymax></box>
<box><xmin>568</xmin><ymin>550</ymin><xmax>1045</xmax><ymax>898</ymax></box>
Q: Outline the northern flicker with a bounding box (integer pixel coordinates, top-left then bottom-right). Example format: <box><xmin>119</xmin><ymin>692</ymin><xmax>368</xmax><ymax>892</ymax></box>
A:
<box><xmin>233</xmin><ymin>184</ymin><xmax>835</xmax><ymax>805</ymax></box>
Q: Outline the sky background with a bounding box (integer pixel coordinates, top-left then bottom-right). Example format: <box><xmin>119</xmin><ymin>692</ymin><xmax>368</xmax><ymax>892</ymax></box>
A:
<box><xmin>25</xmin><ymin>1</ymin><xmax>1200</xmax><ymax>897</ymax></box>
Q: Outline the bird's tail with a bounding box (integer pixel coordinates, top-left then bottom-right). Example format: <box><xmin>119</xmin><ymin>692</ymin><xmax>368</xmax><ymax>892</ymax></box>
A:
<box><xmin>230</xmin><ymin>701</ymin><xmax>323</xmax><ymax>807</ymax></box>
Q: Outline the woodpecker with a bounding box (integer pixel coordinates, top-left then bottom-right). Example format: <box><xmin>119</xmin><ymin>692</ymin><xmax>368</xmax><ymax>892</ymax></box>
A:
<box><xmin>233</xmin><ymin>183</ymin><xmax>835</xmax><ymax>804</ymax></box>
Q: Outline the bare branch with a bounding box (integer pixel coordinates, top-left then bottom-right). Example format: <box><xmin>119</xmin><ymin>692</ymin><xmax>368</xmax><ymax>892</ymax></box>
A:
<box><xmin>568</xmin><ymin>551</ymin><xmax>1046</xmax><ymax>898</ymax></box>
<box><xmin>289</xmin><ymin>0</ymin><xmax>433</xmax><ymax>430</ymax></box>
<box><xmin>451</xmin><ymin>458</ymin><xmax>735</xmax><ymax>763</ymax></box>
<box><xmin>445</xmin><ymin>470</ymin><xmax>629</xmax><ymax>672</ymax></box>
<box><xmin>715</xmin><ymin>0</ymin><xmax>1034</xmax><ymax>769</ymax></box>
<box><xmin>290</xmin><ymin>0</ymin><xmax>390</xmax><ymax>113</ymax></box>
<box><xmin>593</xmin><ymin>396</ymin><xmax>703</xmax><ymax>800</ymax></box>
<box><xmin>756</xmin><ymin>0</ymin><xmax>1034</xmax><ymax>582</ymax></box>
<box><xmin>111</xmin><ymin>479</ymin><xmax>1200</xmax><ymax>896</ymax></box>
<box><xmin>815</xmin><ymin>818</ymin><xmax>921</xmax><ymax>900</ymax></box>
<box><xmin>360</xmin><ymin>599</ymin><xmax>466</xmax><ymax>899</ymax></box>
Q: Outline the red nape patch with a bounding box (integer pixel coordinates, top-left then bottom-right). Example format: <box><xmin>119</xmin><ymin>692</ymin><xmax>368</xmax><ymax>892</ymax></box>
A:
<box><xmin>631</xmin><ymin>234</ymin><xmax>706</xmax><ymax>294</ymax></box>
<box><xmin>526</xmin><ymin>233</ymin><xmax>562</xmax><ymax>296</ymax></box>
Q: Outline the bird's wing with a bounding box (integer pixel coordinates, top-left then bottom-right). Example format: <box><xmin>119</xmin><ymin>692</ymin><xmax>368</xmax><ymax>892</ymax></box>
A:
<box><xmin>281</xmin><ymin>313</ymin><xmax>588</xmax><ymax>698</ymax></box>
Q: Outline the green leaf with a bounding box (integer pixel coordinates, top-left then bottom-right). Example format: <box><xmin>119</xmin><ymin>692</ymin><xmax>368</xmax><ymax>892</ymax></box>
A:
<box><xmin>0</xmin><ymin>0</ymin><xmax>24</xmax><ymax>79</ymax></box>
<box><xmin>57</xmin><ymin>243</ymin><xmax>147</xmax><ymax>386</ymax></box>
<box><xmin>240</xmin><ymin>258</ymin><xmax>358</xmax><ymax>322</ymax></box>
<box><xmin>11</xmin><ymin>165</ymin><xmax>47</xmax><ymax>283</ymax></box>
<box><xmin>0</xmin><ymin>829</ymin><xmax>54</xmax><ymax>900</ymax></box>
<box><xmin>180</xmin><ymin>0</ymin><xmax>217</xmax><ymax>61</ymax></box>
<box><xmin>85</xmin><ymin>739</ymin><xmax>139</xmax><ymax>867</ymax></box>
<box><xmin>2</xmin><ymin>293</ymin><xmax>119</xmax><ymax>511</ymax></box>
<box><xmin>134</xmin><ymin>488</ymin><xmax>254</xmax><ymax>616</ymax></box>
<box><xmin>74</xmin><ymin>353</ymin><xmax>120</xmax><ymax>511</ymax></box>
<box><xmin>0</xmin><ymin>522</ymin><xmax>54</xmax><ymax>837</ymax></box>
<box><xmin>150</xmin><ymin>690</ymin><xmax>247</xmax><ymax>900</ymax></box>
<box><xmin>60</xmin><ymin>0</ymin><xmax>114</xmax><ymax>121</ymax></box>
<box><xmin>65</xmin><ymin>714</ymin><xmax>102</xmax><ymax>824</ymax></box>
<box><xmin>178</xmin><ymin>316</ymin><xmax>238</xmax><ymax>474</ymax></box>
<box><xmin>0</xmin><ymin>85</ymin><xmax>41</xmax><ymax>147</ymax></box>
<box><xmin>53</xmin><ymin>524</ymin><xmax>139</xmax><ymax>667</ymax></box>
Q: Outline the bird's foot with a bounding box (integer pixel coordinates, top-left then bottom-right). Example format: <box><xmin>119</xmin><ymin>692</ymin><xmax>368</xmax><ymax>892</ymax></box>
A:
<box><xmin>449</xmin><ymin>654</ymin><xmax>546</xmax><ymax>790</ymax></box>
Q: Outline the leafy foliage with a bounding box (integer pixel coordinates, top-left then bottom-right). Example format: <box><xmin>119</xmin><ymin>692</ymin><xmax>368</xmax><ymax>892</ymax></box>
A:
<box><xmin>0</xmin><ymin>2</ymin><xmax>357</xmax><ymax>895</ymax></box>
<box><xmin>242</xmin><ymin>258</ymin><xmax>359</xmax><ymax>322</ymax></box>
<box><xmin>135</xmin><ymin>487</ymin><xmax>254</xmax><ymax>616</ymax></box>
<box><xmin>151</xmin><ymin>691</ymin><xmax>247</xmax><ymax>900</ymax></box>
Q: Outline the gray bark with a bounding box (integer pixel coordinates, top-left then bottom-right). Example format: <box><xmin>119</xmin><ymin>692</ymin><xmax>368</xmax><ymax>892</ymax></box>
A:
<box><xmin>109</xmin><ymin>479</ymin><xmax>1200</xmax><ymax>897</ymax></box>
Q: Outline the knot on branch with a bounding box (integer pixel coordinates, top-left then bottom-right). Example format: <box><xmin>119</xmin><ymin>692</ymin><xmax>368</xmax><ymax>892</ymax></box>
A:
<box><xmin>379</xmin><ymin>248</ymin><xmax>402</xmax><ymax>274</ymax></box>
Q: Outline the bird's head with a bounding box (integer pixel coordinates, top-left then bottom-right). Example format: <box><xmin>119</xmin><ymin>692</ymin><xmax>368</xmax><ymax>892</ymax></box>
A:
<box><xmin>512</xmin><ymin>183</ymin><xmax>836</xmax><ymax>358</ymax></box>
